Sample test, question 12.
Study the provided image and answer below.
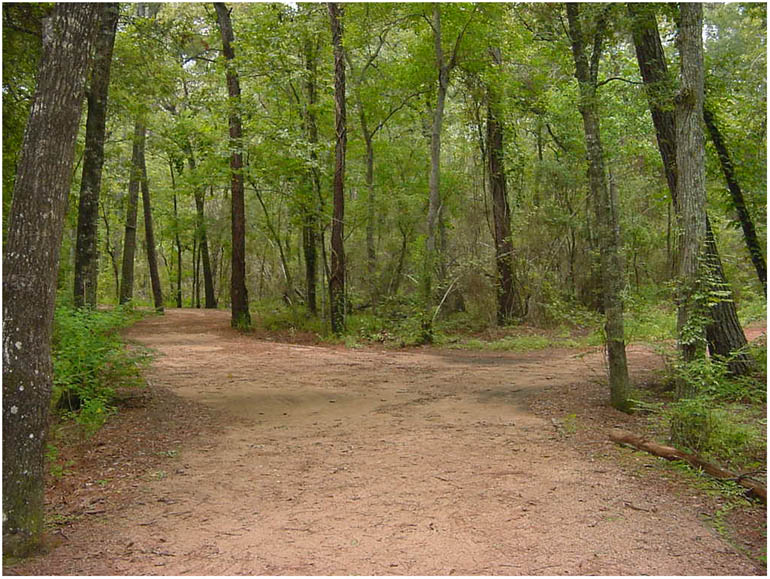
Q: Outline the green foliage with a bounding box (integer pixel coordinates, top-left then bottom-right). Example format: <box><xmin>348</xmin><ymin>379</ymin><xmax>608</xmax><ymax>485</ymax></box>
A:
<box><xmin>623</xmin><ymin>289</ymin><xmax>678</xmax><ymax>343</ymax></box>
<box><xmin>254</xmin><ymin>300</ymin><xmax>325</xmax><ymax>336</ymax></box>
<box><xmin>668</xmin><ymin>397</ymin><xmax>761</xmax><ymax>462</ymax></box>
<box><xmin>52</xmin><ymin>306</ymin><xmax>150</xmax><ymax>434</ymax></box>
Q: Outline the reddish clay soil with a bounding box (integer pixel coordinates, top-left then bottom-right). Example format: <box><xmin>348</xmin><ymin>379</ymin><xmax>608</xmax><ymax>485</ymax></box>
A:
<box><xmin>7</xmin><ymin>309</ymin><xmax>766</xmax><ymax>575</ymax></box>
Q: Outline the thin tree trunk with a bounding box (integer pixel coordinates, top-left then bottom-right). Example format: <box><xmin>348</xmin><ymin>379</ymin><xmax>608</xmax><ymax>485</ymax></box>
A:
<box><xmin>215</xmin><ymin>2</ymin><xmax>250</xmax><ymax>328</ymax></box>
<box><xmin>486</xmin><ymin>46</ymin><xmax>520</xmax><ymax>325</ymax></box>
<box><xmin>422</xmin><ymin>4</ymin><xmax>449</xmax><ymax>336</ymax></box>
<box><xmin>389</xmin><ymin>223</ymin><xmax>410</xmax><ymax>296</ymax></box>
<box><xmin>2</xmin><ymin>4</ymin><xmax>99</xmax><ymax>557</ymax></box>
<box><xmin>73</xmin><ymin>3</ymin><xmax>119</xmax><ymax>308</ymax></box>
<box><xmin>328</xmin><ymin>2</ymin><xmax>346</xmax><ymax>334</ymax></box>
<box><xmin>195</xmin><ymin>240</ymin><xmax>202</xmax><ymax>308</ymax></box>
<box><xmin>119</xmin><ymin>118</ymin><xmax>145</xmax><ymax>305</ymax></box>
<box><xmin>302</xmin><ymin>37</ymin><xmax>320</xmax><ymax>315</ymax></box>
<box><xmin>364</xmin><ymin>134</ymin><xmax>377</xmax><ymax>308</ymax></box>
<box><xmin>186</xmin><ymin>148</ymin><xmax>217</xmax><ymax>308</ymax></box>
<box><xmin>567</xmin><ymin>3</ymin><xmax>631</xmax><ymax>412</ymax></box>
<box><xmin>101</xmin><ymin>204</ymin><xmax>121</xmax><ymax>302</ymax></box>
<box><xmin>250</xmin><ymin>179</ymin><xmax>294</xmax><ymax>301</ymax></box>
<box><xmin>628</xmin><ymin>2</ymin><xmax>751</xmax><ymax>377</ymax></box>
<box><xmin>169</xmin><ymin>161</ymin><xmax>183</xmax><ymax>308</ymax></box>
<box><xmin>703</xmin><ymin>106</ymin><xmax>766</xmax><ymax>291</ymax></box>
<box><xmin>140</xmin><ymin>137</ymin><xmax>164</xmax><ymax>312</ymax></box>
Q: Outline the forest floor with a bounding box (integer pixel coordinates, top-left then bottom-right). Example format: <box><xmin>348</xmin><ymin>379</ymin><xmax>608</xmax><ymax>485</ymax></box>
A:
<box><xmin>7</xmin><ymin>309</ymin><xmax>766</xmax><ymax>575</ymax></box>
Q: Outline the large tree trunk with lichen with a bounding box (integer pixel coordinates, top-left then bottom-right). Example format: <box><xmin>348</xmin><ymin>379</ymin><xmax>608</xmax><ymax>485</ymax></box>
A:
<box><xmin>328</xmin><ymin>2</ymin><xmax>346</xmax><ymax>334</ymax></box>
<box><xmin>215</xmin><ymin>2</ymin><xmax>250</xmax><ymax>328</ymax></box>
<box><xmin>674</xmin><ymin>2</ymin><xmax>708</xmax><ymax>383</ymax></box>
<box><xmin>567</xmin><ymin>3</ymin><xmax>631</xmax><ymax>413</ymax></box>
<box><xmin>2</xmin><ymin>3</ymin><xmax>99</xmax><ymax>558</ymax></box>
<box><xmin>73</xmin><ymin>3</ymin><xmax>119</xmax><ymax>309</ymax></box>
<box><xmin>628</xmin><ymin>2</ymin><xmax>751</xmax><ymax>378</ymax></box>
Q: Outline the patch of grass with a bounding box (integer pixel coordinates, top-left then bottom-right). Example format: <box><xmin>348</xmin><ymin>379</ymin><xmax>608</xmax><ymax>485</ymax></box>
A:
<box><xmin>562</xmin><ymin>413</ymin><xmax>579</xmax><ymax>435</ymax></box>
<box><xmin>448</xmin><ymin>331</ymin><xmax>601</xmax><ymax>352</ymax></box>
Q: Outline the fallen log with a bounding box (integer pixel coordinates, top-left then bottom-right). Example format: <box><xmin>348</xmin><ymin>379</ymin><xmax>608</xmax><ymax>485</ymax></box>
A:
<box><xmin>609</xmin><ymin>429</ymin><xmax>766</xmax><ymax>503</ymax></box>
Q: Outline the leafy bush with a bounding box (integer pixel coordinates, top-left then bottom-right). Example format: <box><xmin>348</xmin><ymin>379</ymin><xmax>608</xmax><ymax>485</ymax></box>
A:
<box><xmin>52</xmin><ymin>306</ymin><xmax>149</xmax><ymax>434</ymax></box>
<box><xmin>668</xmin><ymin>397</ymin><xmax>761</xmax><ymax>464</ymax></box>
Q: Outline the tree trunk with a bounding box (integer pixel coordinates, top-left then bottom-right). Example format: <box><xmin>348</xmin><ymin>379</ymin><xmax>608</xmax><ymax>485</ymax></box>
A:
<box><xmin>215</xmin><ymin>2</ymin><xmax>250</xmax><ymax>329</ymax></box>
<box><xmin>140</xmin><ymin>136</ymin><xmax>164</xmax><ymax>313</ymax></box>
<box><xmin>364</xmin><ymin>133</ymin><xmax>377</xmax><ymax>309</ymax></box>
<box><xmin>195</xmin><ymin>240</ymin><xmax>202</xmax><ymax>308</ymax></box>
<box><xmin>169</xmin><ymin>161</ymin><xmax>183</xmax><ymax>308</ymax></box>
<box><xmin>609</xmin><ymin>429</ymin><xmax>766</xmax><ymax>502</ymax></box>
<box><xmin>192</xmin><ymin>236</ymin><xmax>198</xmax><ymax>307</ymax></box>
<box><xmin>675</xmin><ymin>2</ymin><xmax>708</xmax><ymax>382</ymax></box>
<box><xmin>187</xmin><ymin>150</ymin><xmax>217</xmax><ymax>308</ymax></box>
<box><xmin>628</xmin><ymin>2</ymin><xmax>751</xmax><ymax>377</ymax></box>
<box><xmin>567</xmin><ymin>3</ymin><xmax>631</xmax><ymax>413</ymax></box>
<box><xmin>704</xmin><ymin>219</ymin><xmax>753</xmax><ymax>375</ymax></box>
<box><xmin>302</xmin><ymin>37</ymin><xmax>319</xmax><ymax>315</ymax></box>
<box><xmin>2</xmin><ymin>3</ymin><xmax>99</xmax><ymax>558</ymax></box>
<box><xmin>101</xmin><ymin>204</ymin><xmax>121</xmax><ymax>302</ymax></box>
<box><xmin>119</xmin><ymin>118</ymin><xmax>145</xmax><ymax>305</ymax></box>
<box><xmin>422</xmin><ymin>4</ymin><xmax>450</xmax><ymax>339</ymax></box>
<box><xmin>486</xmin><ymin>47</ymin><xmax>520</xmax><ymax>325</ymax></box>
<box><xmin>73</xmin><ymin>3</ymin><xmax>119</xmax><ymax>309</ymax></box>
<box><xmin>328</xmin><ymin>2</ymin><xmax>346</xmax><ymax>335</ymax></box>
<box><xmin>703</xmin><ymin>106</ymin><xmax>766</xmax><ymax>292</ymax></box>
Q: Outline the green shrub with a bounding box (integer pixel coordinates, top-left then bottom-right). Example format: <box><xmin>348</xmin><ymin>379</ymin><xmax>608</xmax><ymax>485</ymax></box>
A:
<box><xmin>669</xmin><ymin>398</ymin><xmax>720</xmax><ymax>452</ymax></box>
<box><xmin>52</xmin><ymin>306</ymin><xmax>149</xmax><ymax>434</ymax></box>
<box><xmin>668</xmin><ymin>398</ymin><xmax>760</xmax><ymax>463</ymax></box>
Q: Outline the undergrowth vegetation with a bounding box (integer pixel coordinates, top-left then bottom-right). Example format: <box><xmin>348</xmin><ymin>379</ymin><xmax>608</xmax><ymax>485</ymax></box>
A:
<box><xmin>52</xmin><ymin>306</ymin><xmax>150</xmax><ymax>435</ymax></box>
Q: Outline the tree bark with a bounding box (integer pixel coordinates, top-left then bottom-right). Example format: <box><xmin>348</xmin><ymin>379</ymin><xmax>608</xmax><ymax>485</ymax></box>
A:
<box><xmin>609</xmin><ymin>429</ymin><xmax>766</xmax><ymax>502</ymax></box>
<box><xmin>628</xmin><ymin>2</ymin><xmax>751</xmax><ymax>377</ymax></box>
<box><xmin>2</xmin><ymin>3</ymin><xmax>99</xmax><ymax>558</ymax></box>
<box><xmin>674</xmin><ymin>2</ymin><xmax>708</xmax><ymax>382</ymax></box>
<box><xmin>422</xmin><ymin>4</ymin><xmax>450</xmax><ymax>338</ymax></box>
<box><xmin>302</xmin><ymin>37</ymin><xmax>320</xmax><ymax>315</ymax></box>
<box><xmin>101</xmin><ymin>203</ymin><xmax>121</xmax><ymax>302</ymax></box>
<box><xmin>186</xmin><ymin>149</ymin><xmax>217</xmax><ymax>308</ymax></box>
<box><xmin>567</xmin><ymin>3</ymin><xmax>631</xmax><ymax>412</ymax></box>
<box><xmin>214</xmin><ymin>2</ymin><xmax>250</xmax><ymax>329</ymax></box>
<box><xmin>169</xmin><ymin>160</ymin><xmax>183</xmax><ymax>308</ymax></box>
<box><xmin>73</xmin><ymin>3</ymin><xmax>119</xmax><ymax>309</ymax></box>
<box><xmin>119</xmin><ymin>118</ymin><xmax>145</xmax><ymax>305</ymax></box>
<box><xmin>328</xmin><ymin>2</ymin><xmax>346</xmax><ymax>334</ymax></box>
<box><xmin>703</xmin><ymin>106</ymin><xmax>766</xmax><ymax>292</ymax></box>
<box><xmin>140</xmin><ymin>136</ymin><xmax>164</xmax><ymax>312</ymax></box>
<box><xmin>486</xmin><ymin>46</ymin><xmax>521</xmax><ymax>325</ymax></box>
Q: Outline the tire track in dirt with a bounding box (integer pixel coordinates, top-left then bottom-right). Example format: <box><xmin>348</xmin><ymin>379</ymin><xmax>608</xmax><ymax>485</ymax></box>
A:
<box><xmin>12</xmin><ymin>309</ymin><xmax>761</xmax><ymax>575</ymax></box>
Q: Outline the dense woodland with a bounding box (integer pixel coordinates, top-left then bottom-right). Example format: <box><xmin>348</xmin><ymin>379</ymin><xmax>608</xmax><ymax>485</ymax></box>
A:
<box><xmin>2</xmin><ymin>2</ymin><xmax>766</xmax><ymax>559</ymax></box>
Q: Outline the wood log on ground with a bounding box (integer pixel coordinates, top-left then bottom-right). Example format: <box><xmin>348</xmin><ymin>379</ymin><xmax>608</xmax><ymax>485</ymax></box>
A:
<box><xmin>609</xmin><ymin>429</ymin><xmax>766</xmax><ymax>503</ymax></box>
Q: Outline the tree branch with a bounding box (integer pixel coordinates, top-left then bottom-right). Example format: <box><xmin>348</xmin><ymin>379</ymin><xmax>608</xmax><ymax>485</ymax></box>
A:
<box><xmin>448</xmin><ymin>4</ymin><xmax>479</xmax><ymax>71</ymax></box>
<box><xmin>595</xmin><ymin>76</ymin><xmax>644</xmax><ymax>88</ymax></box>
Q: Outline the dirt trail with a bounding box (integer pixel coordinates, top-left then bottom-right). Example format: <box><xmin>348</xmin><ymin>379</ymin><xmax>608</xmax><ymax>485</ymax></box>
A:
<box><xmin>12</xmin><ymin>309</ymin><xmax>762</xmax><ymax>575</ymax></box>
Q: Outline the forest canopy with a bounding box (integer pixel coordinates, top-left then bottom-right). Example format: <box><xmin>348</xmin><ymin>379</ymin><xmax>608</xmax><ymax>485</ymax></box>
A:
<box><xmin>2</xmin><ymin>2</ymin><xmax>764</xmax><ymax>327</ymax></box>
<box><xmin>2</xmin><ymin>1</ymin><xmax>767</xmax><ymax>560</ymax></box>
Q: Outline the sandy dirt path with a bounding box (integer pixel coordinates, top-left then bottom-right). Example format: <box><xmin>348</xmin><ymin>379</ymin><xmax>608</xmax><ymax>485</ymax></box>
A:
<box><xmin>11</xmin><ymin>309</ymin><xmax>762</xmax><ymax>575</ymax></box>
